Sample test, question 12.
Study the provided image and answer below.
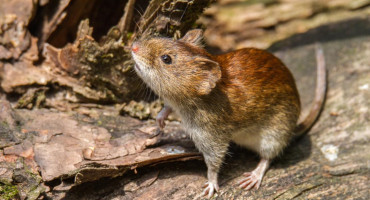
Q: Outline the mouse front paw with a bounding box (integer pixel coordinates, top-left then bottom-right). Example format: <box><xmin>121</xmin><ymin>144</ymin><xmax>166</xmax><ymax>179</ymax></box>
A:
<box><xmin>156</xmin><ymin>116</ymin><xmax>166</xmax><ymax>130</ymax></box>
<box><xmin>201</xmin><ymin>181</ymin><xmax>219</xmax><ymax>198</ymax></box>
<box><xmin>156</xmin><ymin>105</ymin><xmax>172</xmax><ymax>130</ymax></box>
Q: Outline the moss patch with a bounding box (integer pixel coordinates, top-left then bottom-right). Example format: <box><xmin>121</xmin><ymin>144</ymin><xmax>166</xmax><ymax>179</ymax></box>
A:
<box><xmin>0</xmin><ymin>184</ymin><xmax>19</xmax><ymax>200</ymax></box>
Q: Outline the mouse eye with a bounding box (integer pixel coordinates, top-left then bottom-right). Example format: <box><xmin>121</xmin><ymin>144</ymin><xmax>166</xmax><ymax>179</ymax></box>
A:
<box><xmin>160</xmin><ymin>54</ymin><xmax>172</xmax><ymax>64</ymax></box>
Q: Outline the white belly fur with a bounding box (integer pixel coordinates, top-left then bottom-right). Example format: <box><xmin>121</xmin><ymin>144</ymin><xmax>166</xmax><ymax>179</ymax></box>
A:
<box><xmin>231</xmin><ymin>125</ymin><xmax>286</xmax><ymax>159</ymax></box>
<box><xmin>231</xmin><ymin>126</ymin><xmax>263</xmax><ymax>152</ymax></box>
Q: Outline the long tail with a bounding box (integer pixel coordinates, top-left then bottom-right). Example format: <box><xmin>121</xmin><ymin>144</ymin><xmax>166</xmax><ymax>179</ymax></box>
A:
<box><xmin>294</xmin><ymin>43</ymin><xmax>327</xmax><ymax>136</ymax></box>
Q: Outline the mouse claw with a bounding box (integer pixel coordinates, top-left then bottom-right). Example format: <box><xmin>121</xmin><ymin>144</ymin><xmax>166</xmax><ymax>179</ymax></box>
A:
<box><xmin>201</xmin><ymin>181</ymin><xmax>219</xmax><ymax>198</ymax></box>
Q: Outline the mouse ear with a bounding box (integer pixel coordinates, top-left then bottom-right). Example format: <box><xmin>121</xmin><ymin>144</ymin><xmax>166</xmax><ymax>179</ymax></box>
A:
<box><xmin>191</xmin><ymin>56</ymin><xmax>221</xmax><ymax>95</ymax></box>
<box><xmin>179</xmin><ymin>29</ymin><xmax>203</xmax><ymax>47</ymax></box>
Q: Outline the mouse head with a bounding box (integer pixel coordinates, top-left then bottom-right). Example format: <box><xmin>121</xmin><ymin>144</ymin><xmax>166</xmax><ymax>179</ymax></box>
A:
<box><xmin>131</xmin><ymin>29</ymin><xmax>221</xmax><ymax>100</ymax></box>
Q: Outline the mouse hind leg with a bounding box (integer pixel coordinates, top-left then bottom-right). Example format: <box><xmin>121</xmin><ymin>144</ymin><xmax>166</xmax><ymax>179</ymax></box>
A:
<box><xmin>234</xmin><ymin>129</ymin><xmax>290</xmax><ymax>190</ymax></box>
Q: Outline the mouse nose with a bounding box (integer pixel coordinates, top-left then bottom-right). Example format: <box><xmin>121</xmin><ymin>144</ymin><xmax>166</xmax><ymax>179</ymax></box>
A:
<box><xmin>132</xmin><ymin>42</ymin><xmax>139</xmax><ymax>53</ymax></box>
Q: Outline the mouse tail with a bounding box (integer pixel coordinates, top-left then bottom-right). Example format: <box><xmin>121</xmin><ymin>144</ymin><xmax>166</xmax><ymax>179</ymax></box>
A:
<box><xmin>294</xmin><ymin>43</ymin><xmax>327</xmax><ymax>136</ymax></box>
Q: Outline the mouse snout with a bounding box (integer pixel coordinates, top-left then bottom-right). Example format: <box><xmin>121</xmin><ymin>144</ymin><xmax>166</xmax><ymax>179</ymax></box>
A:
<box><xmin>132</xmin><ymin>42</ymin><xmax>139</xmax><ymax>53</ymax></box>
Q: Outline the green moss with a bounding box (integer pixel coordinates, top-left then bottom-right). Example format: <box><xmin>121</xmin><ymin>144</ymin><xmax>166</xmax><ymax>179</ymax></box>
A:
<box><xmin>126</xmin><ymin>32</ymin><xmax>133</xmax><ymax>40</ymax></box>
<box><xmin>35</xmin><ymin>91</ymin><xmax>46</xmax><ymax>108</ymax></box>
<box><xmin>0</xmin><ymin>184</ymin><xmax>18</xmax><ymax>200</ymax></box>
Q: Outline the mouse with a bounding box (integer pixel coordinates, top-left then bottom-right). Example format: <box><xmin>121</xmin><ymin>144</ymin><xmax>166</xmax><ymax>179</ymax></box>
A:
<box><xmin>131</xmin><ymin>29</ymin><xmax>327</xmax><ymax>198</ymax></box>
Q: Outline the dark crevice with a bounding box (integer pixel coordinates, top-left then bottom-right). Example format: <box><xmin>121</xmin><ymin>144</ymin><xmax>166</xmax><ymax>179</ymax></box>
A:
<box><xmin>29</xmin><ymin>0</ymin><xmax>128</xmax><ymax>48</ymax></box>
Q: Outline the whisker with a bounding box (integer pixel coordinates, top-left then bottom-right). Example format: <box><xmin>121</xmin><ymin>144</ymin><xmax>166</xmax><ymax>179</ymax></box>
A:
<box><xmin>136</xmin><ymin>4</ymin><xmax>145</xmax><ymax>17</ymax></box>
<box><xmin>133</xmin><ymin>19</ymin><xmax>143</xmax><ymax>34</ymax></box>
<box><xmin>179</xmin><ymin>3</ymin><xmax>189</xmax><ymax>23</ymax></box>
<box><xmin>134</xmin><ymin>8</ymin><xmax>143</xmax><ymax>18</ymax></box>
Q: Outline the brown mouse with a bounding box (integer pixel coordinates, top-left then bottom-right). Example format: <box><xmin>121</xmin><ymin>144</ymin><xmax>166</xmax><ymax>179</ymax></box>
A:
<box><xmin>131</xmin><ymin>29</ymin><xmax>326</xmax><ymax>198</ymax></box>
